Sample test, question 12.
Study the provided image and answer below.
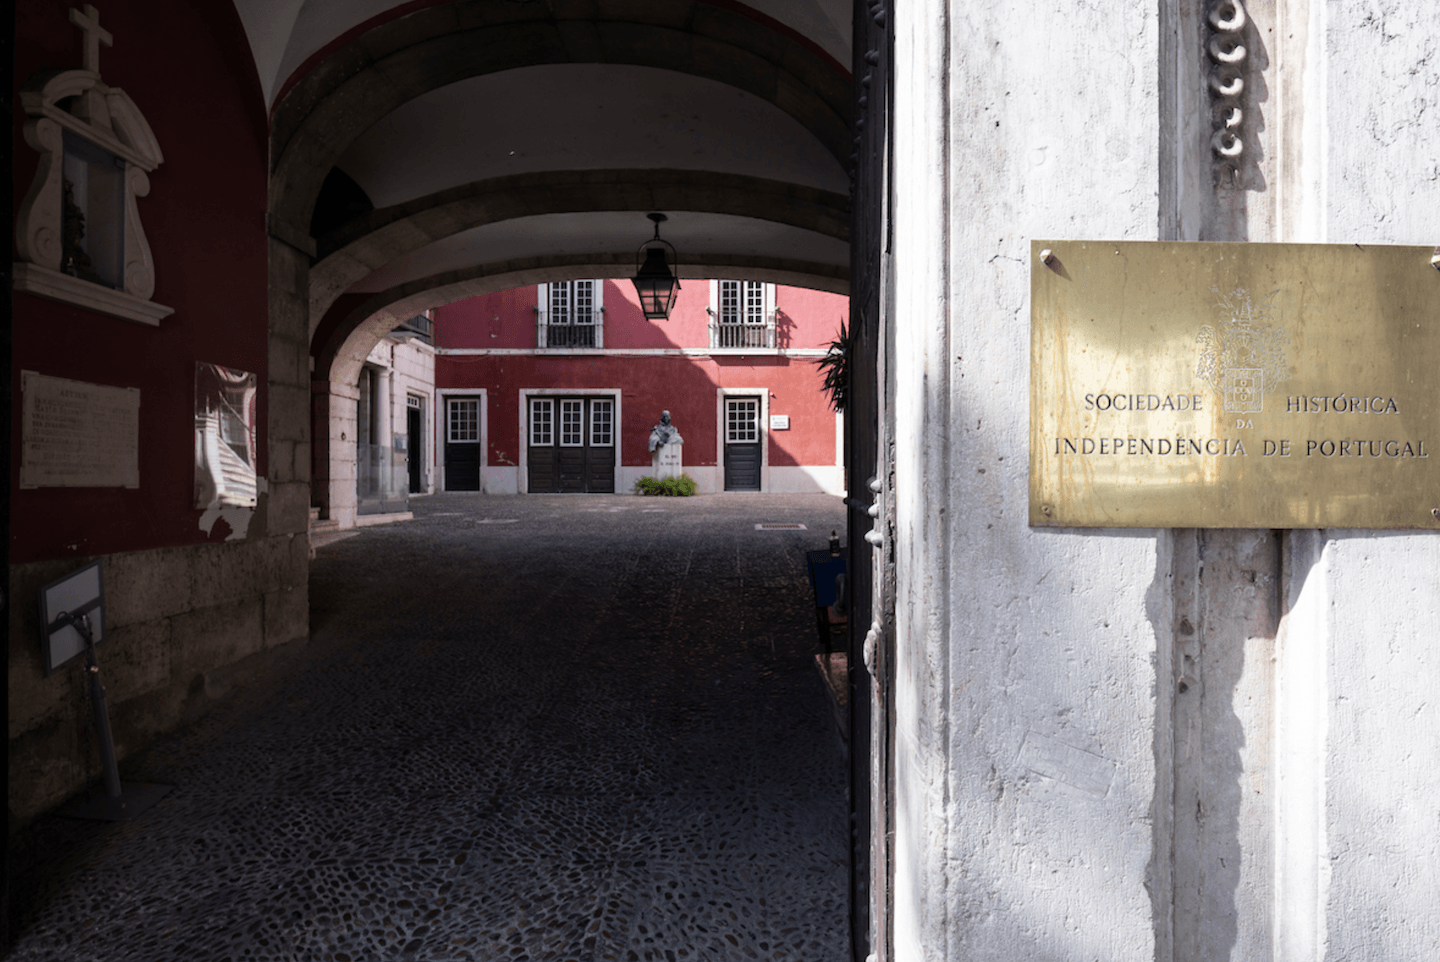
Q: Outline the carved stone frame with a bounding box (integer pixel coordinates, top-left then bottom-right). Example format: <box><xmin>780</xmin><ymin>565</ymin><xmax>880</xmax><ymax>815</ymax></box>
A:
<box><xmin>14</xmin><ymin>68</ymin><xmax>173</xmax><ymax>325</ymax></box>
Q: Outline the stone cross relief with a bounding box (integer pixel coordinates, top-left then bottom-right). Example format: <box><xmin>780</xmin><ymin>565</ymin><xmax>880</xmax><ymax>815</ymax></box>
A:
<box><xmin>13</xmin><ymin>1</ymin><xmax>173</xmax><ymax>323</ymax></box>
<box><xmin>67</xmin><ymin>5</ymin><xmax>116</xmax><ymax>128</ymax></box>
<box><xmin>70</xmin><ymin>4</ymin><xmax>112</xmax><ymax>74</ymax></box>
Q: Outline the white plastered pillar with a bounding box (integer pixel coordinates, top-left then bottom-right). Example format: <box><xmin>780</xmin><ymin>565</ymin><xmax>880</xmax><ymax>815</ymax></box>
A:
<box><xmin>889</xmin><ymin>0</ymin><xmax>1166</xmax><ymax>959</ymax></box>
<box><xmin>885</xmin><ymin>0</ymin><xmax>1440</xmax><ymax>951</ymax></box>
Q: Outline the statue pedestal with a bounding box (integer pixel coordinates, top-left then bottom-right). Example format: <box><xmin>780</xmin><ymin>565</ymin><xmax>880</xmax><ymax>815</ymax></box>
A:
<box><xmin>652</xmin><ymin>442</ymin><xmax>682</xmax><ymax>480</ymax></box>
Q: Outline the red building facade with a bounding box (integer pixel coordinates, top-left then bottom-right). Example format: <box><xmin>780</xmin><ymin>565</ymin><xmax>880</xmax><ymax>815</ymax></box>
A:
<box><xmin>433</xmin><ymin>280</ymin><xmax>847</xmax><ymax>495</ymax></box>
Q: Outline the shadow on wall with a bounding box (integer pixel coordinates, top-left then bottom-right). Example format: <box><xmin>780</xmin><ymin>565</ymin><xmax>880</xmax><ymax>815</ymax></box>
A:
<box><xmin>774</xmin><ymin>308</ymin><xmax>795</xmax><ymax>349</ymax></box>
<box><xmin>1145</xmin><ymin>528</ymin><xmax>1280</xmax><ymax>962</ymax></box>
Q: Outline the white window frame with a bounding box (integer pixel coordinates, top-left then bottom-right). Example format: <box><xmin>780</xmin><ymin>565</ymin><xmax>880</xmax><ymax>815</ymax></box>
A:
<box><xmin>590</xmin><ymin>399</ymin><xmax>614</xmax><ymax>447</ymax></box>
<box><xmin>447</xmin><ymin>397</ymin><xmax>480</xmax><ymax>443</ymax></box>
<box><xmin>725</xmin><ymin>397</ymin><xmax>760</xmax><ymax>443</ymax></box>
<box><xmin>517</xmin><ymin>388</ymin><xmax>622</xmax><ymax>494</ymax></box>
<box><xmin>715</xmin><ymin>387</ymin><xmax>769</xmax><ymax>491</ymax></box>
<box><xmin>559</xmin><ymin>399</ymin><xmax>585</xmax><ymax>447</ymax></box>
<box><xmin>435</xmin><ymin>388</ymin><xmax>488</xmax><ymax>494</ymax></box>
<box><xmin>529</xmin><ymin>398</ymin><xmax>555</xmax><ymax>446</ymax></box>
<box><xmin>537</xmin><ymin>280</ymin><xmax>605</xmax><ymax>349</ymax></box>
<box><xmin>708</xmin><ymin>280</ymin><xmax>776</xmax><ymax>351</ymax></box>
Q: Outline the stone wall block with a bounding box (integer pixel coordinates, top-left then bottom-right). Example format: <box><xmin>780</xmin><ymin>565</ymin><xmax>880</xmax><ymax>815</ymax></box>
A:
<box><xmin>101</xmin><ymin>617</ymin><xmax>174</xmax><ymax>703</ymax></box>
<box><xmin>8</xmin><ymin>644</ymin><xmax>83</xmax><ymax>740</ymax></box>
<box><xmin>269</xmin><ymin>383</ymin><xmax>313</xmax><ymax>443</ymax></box>
<box><xmin>187</xmin><ymin>540</ymin><xmax>276</xmax><ymax>608</ymax></box>
<box><xmin>328</xmin><ymin>381</ymin><xmax>361</xmax><ymax>403</ymax></box>
<box><xmin>9</xmin><ymin>530</ymin><xmax>313</xmax><ymax>821</ymax></box>
<box><xmin>104</xmin><ymin>546</ymin><xmax>198</xmax><ymax>626</ymax></box>
<box><xmin>270</xmin><ymin>439</ymin><xmax>297</xmax><ymax>483</ymax></box>
<box><xmin>268</xmin><ymin>239</ymin><xmax>311</xmax><ymax>335</ymax></box>
<box><xmin>264</xmin><ymin>584</ymin><xmax>309</xmax><ymax>648</ymax></box>
<box><xmin>292</xmin><ymin>441</ymin><xmax>312</xmax><ymax>485</ymax></box>
<box><xmin>271</xmin><ymin>286</ymin><xmax>309</xmax><ymax>337</ymax></box>
<box><xmin>111</xmin><ymin>685</ymin><xmax>189</xmax><ymax>763</ymax></box>
<box><xmin>279</xmin><ymin>533</ymin><xmax>310</xmax><ymax>588</ymax></box>
<box><xmin>8</xmin><ymin>710</ymin><xmax>90</xmax><ymax>820</ymax></box>
<box><xmin>269</xmin><ymin>333</ymin><xmax>308</xmax><ymax>388</ymax></box>
<box><xmin>171</xmin><ymin>597</ymin><xmax>266</xmax><ymax>681</ymax></box>
<box><xmin>332</xmin><ymin>458</ymin><xmax>357</xmax><ymax>484</ymax></box>
<box><xmin>268</xmin><ymin>437</ymin><xmax>311</xmax><ymax>485</ymax></box>
<box><xmin>267</xmin><ymin>481</ymin><xmax>312</xmax><ymax>536</ymax></box>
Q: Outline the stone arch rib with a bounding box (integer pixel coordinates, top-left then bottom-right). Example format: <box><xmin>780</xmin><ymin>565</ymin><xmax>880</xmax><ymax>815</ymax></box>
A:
<box><xmin>316</xmin><ymin>251</ymin><xmax>848</xmax><ymax>386</ymax></box>
<box><xmin>308</xmin><ymin>168</ymin><xmax>851</xmax><ymax>337</ymax></box>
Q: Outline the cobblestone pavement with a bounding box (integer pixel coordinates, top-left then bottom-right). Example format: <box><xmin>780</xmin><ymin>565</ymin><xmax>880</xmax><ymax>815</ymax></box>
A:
<box><xmin>8</xmin><ymin>493</ymin><xmax>851</xmax><ymax>962</ymax></box>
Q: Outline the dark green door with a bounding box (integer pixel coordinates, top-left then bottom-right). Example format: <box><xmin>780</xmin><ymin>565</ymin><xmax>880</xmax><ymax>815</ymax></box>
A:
<box><xmin>723</xmin><ymin>397</ymin><xmax>762</xmax><ymax>491</ymax></box>
<box><xmin>444</xmin><ymin>396</ymin><xmax>481</xmax><ymax>491</ymax></box>
<box><xmin>407</xmin><ymin>400</ymin><xmax>423</xmax><ymax>493</ymax></box>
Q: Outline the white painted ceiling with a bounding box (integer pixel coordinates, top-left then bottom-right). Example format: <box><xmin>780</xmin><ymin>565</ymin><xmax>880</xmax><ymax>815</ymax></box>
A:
<box><xmin>232</xmin><ymin>0</ymin><xmax>851</xmax><ymax>108</ymax></box>
<box><xmin>338</xmin><ymin>64</ymin><xmax>849</xmax><ymax>208</ymax></box>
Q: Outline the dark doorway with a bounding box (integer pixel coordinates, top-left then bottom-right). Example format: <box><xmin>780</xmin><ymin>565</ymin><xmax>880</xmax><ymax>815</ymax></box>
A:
<box><xmin>444</xmin><ymin>396</ymin><xmax>481</xmax><ymax>491</ymax></box>
<box><xmin>407</xmin><ymin>397</ymin><xmax>424</xmax><ymax>493</ymax></box>
<box><xmin>723</xmin><ymin>396</ymin><xmax>762</xmax><ymax>491</ymax></box>
<box><xmin>527</xmin><ymin>396</ymin><xmax>615</xmax><ymax>493</ymax></box>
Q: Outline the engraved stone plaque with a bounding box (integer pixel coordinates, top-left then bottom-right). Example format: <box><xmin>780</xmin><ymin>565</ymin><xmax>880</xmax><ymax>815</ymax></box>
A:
<box><xmin>21</xmin><ymin>371</ymin><xmax>140</xmax><ymax>489</ymax></box>
<box><xmin>1030</xmin><ymin>241</ymin><xmax>1440</xmax><ymax>528</ymax></box>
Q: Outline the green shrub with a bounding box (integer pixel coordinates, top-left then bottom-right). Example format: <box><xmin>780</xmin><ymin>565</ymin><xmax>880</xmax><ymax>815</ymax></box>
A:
<box><xmin>635</xmin><ymin>474</ymin><xmax>698</xmax><ymax>496</ymax></box>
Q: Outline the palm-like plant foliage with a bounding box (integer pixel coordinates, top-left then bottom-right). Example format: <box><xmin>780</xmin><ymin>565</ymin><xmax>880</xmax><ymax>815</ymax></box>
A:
<box><xmin>815</xmin><ymin>321</ymin><xmax>850</xmax><ymax>411</ymax></box>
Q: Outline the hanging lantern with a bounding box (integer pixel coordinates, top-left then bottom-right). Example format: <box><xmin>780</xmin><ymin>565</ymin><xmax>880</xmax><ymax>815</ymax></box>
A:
<box><xmin>631</xmin><ymin>212</ymin><xmax>680</xmax><ymax>320</ymax></box>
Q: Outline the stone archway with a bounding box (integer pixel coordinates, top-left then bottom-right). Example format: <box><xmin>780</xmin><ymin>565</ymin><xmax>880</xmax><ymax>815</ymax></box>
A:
<box><xmin>310</xmin><ymin>239</ymin><xmax>850</xmax><ymax>525</ymax></box>
<box><xmin>263</xmin><ymin>0</ymin><xmax>854</xmax><ymax>528</ymax></box>
<box><xmin>268</xmin><ymin>0</ymin><xmax>851</xmax><ymax>240</ymax></box>
<box><xmin>308</xmin><ymin>169</ymin><xmax>851</xmax><ymax>339</ymax></box>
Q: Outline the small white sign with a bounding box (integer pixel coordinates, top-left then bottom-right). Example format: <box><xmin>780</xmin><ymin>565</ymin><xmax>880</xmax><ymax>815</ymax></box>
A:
<box><xmin>770</xmin><ymin>414</ymin><xmax>790</xmax><ymax>430</ymax></box>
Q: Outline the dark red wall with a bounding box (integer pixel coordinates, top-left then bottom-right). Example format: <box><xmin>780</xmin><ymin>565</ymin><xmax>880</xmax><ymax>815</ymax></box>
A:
<box><xmin>12</xmin><ymin>0</ymin><xmax>269</xmax><ymax>563</ymax></box>
<box><xmin>434</xmin><ymin>281</ymin><xmax>847</xmax><ymax>472</ymax></box>
<box><xmin>436</xmin><ymin>354</ymin><xmax>837</xmax><ymax>469</ymax></box>
<box><xmin>436</xmin><ymin>281</ymin><xmax>850</xmax><ymax>353</ymax></box>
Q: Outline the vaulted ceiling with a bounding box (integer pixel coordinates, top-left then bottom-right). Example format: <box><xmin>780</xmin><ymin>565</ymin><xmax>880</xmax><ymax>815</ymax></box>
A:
<box><xmin>229</xmin><ymin>0</ymin><xmax>854</xmax><ymax>363</ymax></box>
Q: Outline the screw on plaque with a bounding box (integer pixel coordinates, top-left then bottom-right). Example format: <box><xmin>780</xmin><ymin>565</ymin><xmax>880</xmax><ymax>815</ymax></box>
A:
<box><xmin>1432</xmin><ymin>507</ymin><xmax>1439</xmax><ymax>519</ymax></box>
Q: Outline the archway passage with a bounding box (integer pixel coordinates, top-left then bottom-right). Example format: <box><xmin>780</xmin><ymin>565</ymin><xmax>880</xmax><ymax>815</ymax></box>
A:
<box><xmin>279</xmin><ymin>1</ymin><xmax>856</xmax><ymax>527</ymax></box>
<box><xmin>256</xmin><ymin>10</ymin><xmax>870</xmax><ymax>943</ymax></box>
<box><xmin>7</xmin><ymin>494</ymin><xmax>851</xmax><ymax>959</ymax></box>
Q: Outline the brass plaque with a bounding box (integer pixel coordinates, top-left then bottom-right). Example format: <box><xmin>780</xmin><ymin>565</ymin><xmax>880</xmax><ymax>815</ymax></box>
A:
<box><xmin>1030</xmin><ymin>241</ymin><xmax>1440</xmax><ymax>528</ymax></box>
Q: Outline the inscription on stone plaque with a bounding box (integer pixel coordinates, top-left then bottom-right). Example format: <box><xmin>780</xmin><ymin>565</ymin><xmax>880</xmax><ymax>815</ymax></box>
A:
<box><xmin>21</xmin><ymin>371</ymin><xmax>140</xmax><ymax>489</ymax></box>
<box><xmin>1030</xmin><ymin>241</ymin><xmax>1440</xmax><ymax>528</ymax></box>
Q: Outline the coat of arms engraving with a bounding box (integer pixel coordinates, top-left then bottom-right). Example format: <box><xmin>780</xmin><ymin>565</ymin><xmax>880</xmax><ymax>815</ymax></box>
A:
<box><xmin>1195</xmin><ymin>288</ymin><xmax>1288</xmax><ymax>413</ymax></box>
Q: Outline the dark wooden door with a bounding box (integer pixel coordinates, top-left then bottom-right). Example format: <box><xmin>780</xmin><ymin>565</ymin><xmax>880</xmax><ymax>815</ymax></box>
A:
<box><xmin>723</xmin><ymin>397</ymin><xmax>762</xmax><ymax>491</ymax></box>
<box><xmin>443</xmin><ymin>396</ymin><xmax>481</xmax><ymax>491</ymax></box>
<box><xmin>527</xmin><ymin>397</ymin><xmax>615</xmax><ymax>493</ymax></box>
<box><xmin>407</xmin><ymin>402</ymin><xmax>423</xmax><ymax>493</ymax></box>
<box><xmin>846</xmin><ymin>0</ymin><xmax>893</xmax><ymax>953</ymax></box>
